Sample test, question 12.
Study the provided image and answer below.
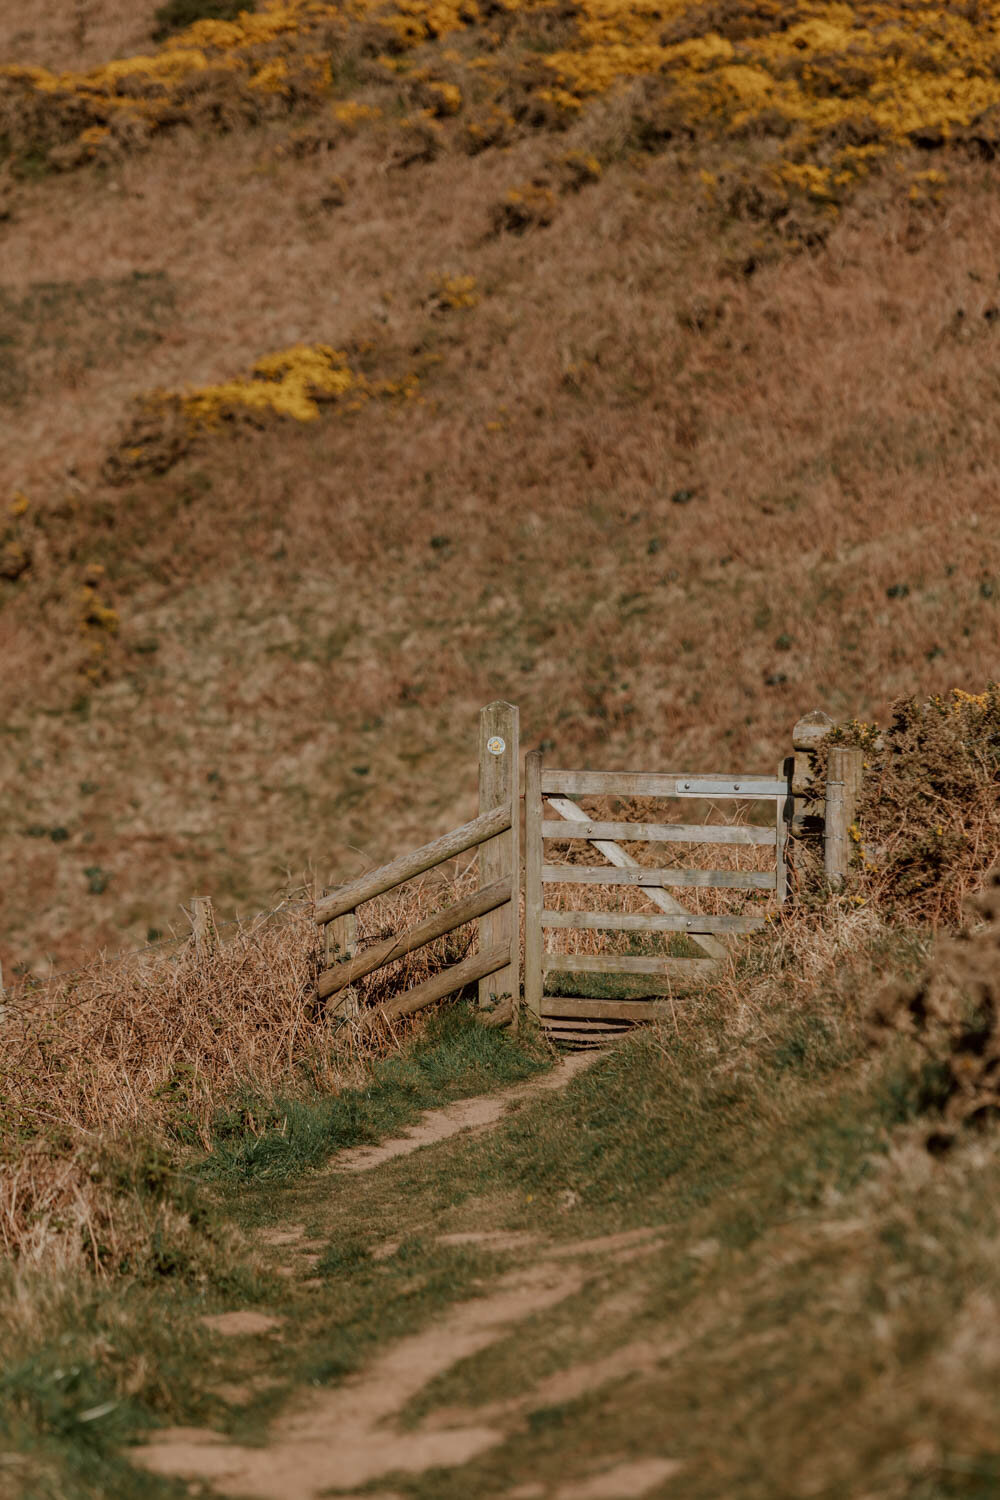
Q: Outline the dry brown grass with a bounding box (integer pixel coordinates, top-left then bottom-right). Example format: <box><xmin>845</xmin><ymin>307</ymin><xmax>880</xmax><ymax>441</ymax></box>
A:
<box><xmin>0</xmin><ymin>862</ymin><xmax>484</xmax><ymax>1265</ymax></box>
<box><xmin>869</xmin><ymin>869</ymin><xmax>1000</xmax><ymax>1143</ymax></box>
<box><xmin>0</xmin><ymin>1</ymin><xmax>161</xmax><ymax>75</ymax></box>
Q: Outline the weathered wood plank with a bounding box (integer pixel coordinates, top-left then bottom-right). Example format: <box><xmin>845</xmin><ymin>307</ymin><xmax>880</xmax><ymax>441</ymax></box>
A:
<box><xmin>539</xmin><ymin>770</ymin><xmax>786</xmax><ymax>797</ymax></box>
<box><xmin>542</xmin><ymin>953</ymin><xmax>716</xmax><ymax>977</ymax></box>
<box><xmin>359</xmin><ymin>942</ymin><xmax>511</xmax><ymax>1027</ymax></box>
<box><xmin>316</xmin><ymin>879</ymin><xmax>512</xmax><ymax>999</ymax></box>
<box><xmin>824</xmin><ymin>744</ymin><xmax>864</xmax><ymax>890</ymax></box>
<box><xmin>540</xmin><ymin>997</ymin><xmax>677</xmax><ymax>1021</ymax></box>
<box><xmin>541</xmin><ymin>821</ymin><xmax>777</xmax><ymax>846</ymax></box>
<box><xmin>541</xmin><ymin>910</ymin><xmax>766</xmax><ymax>934</ymax></box>
<box><xmin>190</xmin><ymin>896</ymin><xmax>215</xmax><ymax>960</ymax></box>
<box><xmin>540</xmin><ymin>864</ymin><xmax>775</xmax><ymax>890</ymax></box>
<box><xmin>673</xmin><ymin>777</ymin><xmax>789</xmax><ymax>798</ymax></box>
<box><xmin>523</xmin><ymin>750</ymin><xmax>545</xmax><ymax>1020</ymax></box>
<box><xmin>544</xmin><ymin>794</ymin><xmax>728</xmax><ymax>962</ymax></box>
<box><xmin>315</xmin><ymin>803</ymin><xmax>511</xmax><ymax>925</ymax></box>
<box><xmin>775</xmin><ymin>769</ymin><xmax>789</xmax><ymax>905</ymax></box>
<box><xmin>478</xmin><ymin>701</ymin><xmax>519</xmax><ymax>1013</ymax></box>
<box><xmin>539</xmin><ymin>1026</ymin><xmax>626</xmax><ymax>1050</ymax></box>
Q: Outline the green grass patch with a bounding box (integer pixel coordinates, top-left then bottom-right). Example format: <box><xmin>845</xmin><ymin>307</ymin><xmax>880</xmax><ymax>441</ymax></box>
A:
<box><xmin>203</xmin><ymin>1004</ymin><xmax>550</xmax><ymax>1183</ymax></box>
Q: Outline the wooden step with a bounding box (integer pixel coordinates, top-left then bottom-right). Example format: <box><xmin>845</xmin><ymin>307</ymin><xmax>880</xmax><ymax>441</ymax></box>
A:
<box><xmin>541</xmin><ymin>997</ymin><xmax>674</xmax><ymax>1022</ymax></box>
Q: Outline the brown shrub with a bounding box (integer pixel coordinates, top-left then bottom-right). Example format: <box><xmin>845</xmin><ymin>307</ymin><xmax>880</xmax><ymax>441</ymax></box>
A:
<box><xmin>868</xmin><ymin>870</ymin><xmax>1000</xmax><ymax>1144</ymax></box>
<box><xmin>833</xmin><ymin>686</ymin><xmax>1000</xmax><ymax>925</ymax></box>
<box><xmin>489</xmin><ymin>178</ymin><xmax>557</xmax><ymax>234</ymax></box>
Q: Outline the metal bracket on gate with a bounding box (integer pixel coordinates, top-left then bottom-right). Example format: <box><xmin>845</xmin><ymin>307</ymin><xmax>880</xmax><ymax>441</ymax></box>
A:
<box><xmin>674</xmin><ymin>778</ymin><xmax>790</xmax><ymax>798</ymax></box>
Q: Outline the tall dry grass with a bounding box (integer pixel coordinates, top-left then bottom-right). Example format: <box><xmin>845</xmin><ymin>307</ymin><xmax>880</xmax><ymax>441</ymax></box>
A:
<box><xmin>0</xmin><ymin>862</ymin><xmax>482</xmax><ymax>1267</ymax></box>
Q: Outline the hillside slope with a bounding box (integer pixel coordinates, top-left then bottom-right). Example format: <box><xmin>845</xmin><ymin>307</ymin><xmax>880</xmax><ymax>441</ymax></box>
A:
<box><xmin>2</xmin><ymin>0</ymin><xmax>1000</xmax><ymax>968</ymax></box>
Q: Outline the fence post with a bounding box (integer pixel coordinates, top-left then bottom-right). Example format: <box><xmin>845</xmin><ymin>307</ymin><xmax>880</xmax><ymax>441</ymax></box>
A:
<box><xmin>190</xmin><ymin>896</ymin><xmax>215</xmax><ymax>959</ymax></box>
<box><xmin>327</xmin><ymin>907</ymin><xmax>358</xmax><ymax>1017</ymax></box>
<box><xmin>789</xmin><ymin>709</ymin><xmax>835</xmax><ymax>834</ymax></box>
<box><xmin>523</xmin><ymin>749</ymin><xmax>543</xmax><ymax>1020</ymax></box>
<box><xmin>478</xmin><ymin>701</ymin><xmax>519</xmax><ymax>1015</ymax></box>
<box><xmin>824</xmin><ymin>745</ymin><xmax>864</xmax><ymax>889</ymax></box>
<box><xmin>775</xmin><ymin>761</ymin><xmax>791</xmax><ymax>904</ymax></box>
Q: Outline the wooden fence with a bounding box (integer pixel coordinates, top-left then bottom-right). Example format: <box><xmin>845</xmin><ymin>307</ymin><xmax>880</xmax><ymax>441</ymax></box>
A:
<box><xmin>313</xmin><ymin>701</ymin><xmax>520</xmax><ymax>1028</ymax></box>
<box><xmin>306</xmin><ymin>702</ymin><xmax>863</xmax><ymax>1040</ymax></box>
<box><xmin>0</xmin><ymin>706</ymin><xmax>863</xmax><ymax>1026</ymax></box>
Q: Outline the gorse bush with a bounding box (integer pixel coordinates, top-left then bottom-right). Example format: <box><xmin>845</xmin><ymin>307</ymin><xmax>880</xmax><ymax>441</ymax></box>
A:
<box><xmin>869</xmin><ymin>870</ymin><xmax>1000</xmax><ymax>1146</ymax></box>
<box><xmin>153</xmin><ymin>0</ymin><xmax>257</xmax><ymax>43</ymax></box>
<box><xmin>5</xmin><ymin>0</ymin><xmax>1000</xmax><ymax>227</ymax></box>
<box><xmin>832</xmin><ymin>685</ymin><xmax>1000</xmax><ymax>925</ymax></box>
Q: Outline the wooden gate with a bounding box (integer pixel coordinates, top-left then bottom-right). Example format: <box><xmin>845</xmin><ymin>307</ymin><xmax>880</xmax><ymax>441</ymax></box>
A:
<box><xmin>314</xmin><ymin>702</ymin><xmax>520</xmax><ymax>1028</ymax></box>
<box><xmin>523</xmin><ymin>752</ymin><xmax>791</xmax><ymax>1044</ymax></box>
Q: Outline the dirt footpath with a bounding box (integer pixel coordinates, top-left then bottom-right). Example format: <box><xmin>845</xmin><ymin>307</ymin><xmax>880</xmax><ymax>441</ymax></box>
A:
<box><xmin>132</xmin><ymin>1051</ymin><xmax>683</xmax><ymax>1500</ymax></box>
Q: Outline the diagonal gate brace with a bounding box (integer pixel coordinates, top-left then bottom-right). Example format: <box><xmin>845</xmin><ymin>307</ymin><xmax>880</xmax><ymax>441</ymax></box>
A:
<box><xmin>543</xmin><ymin>795</ymin><xmax>727</xmax><ymax>961</ymax></box>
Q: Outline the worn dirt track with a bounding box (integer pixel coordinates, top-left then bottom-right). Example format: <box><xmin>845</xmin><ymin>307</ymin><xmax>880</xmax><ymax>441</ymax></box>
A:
<box><xmin>131</xmin><ymin>1049</ymin><xmax>682</xmax><ymax>1500</ymax></box>
<box><xmin>332</xmin><ymin>1051</ymin><xmax>599</xmax><ymax>1171</ymax></box>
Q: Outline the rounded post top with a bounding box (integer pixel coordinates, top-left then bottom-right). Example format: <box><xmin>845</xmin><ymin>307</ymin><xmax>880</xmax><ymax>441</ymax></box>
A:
<box><xmin>792</xmin><ymin>709</ymin><xmax>835</xmax><ymax>750</ymax></box>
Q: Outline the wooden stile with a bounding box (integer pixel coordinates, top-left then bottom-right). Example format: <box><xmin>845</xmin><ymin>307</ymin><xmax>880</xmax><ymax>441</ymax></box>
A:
<box><xmin>478</xmin><ymin>701</ymin><xmax>519</xmax><ymax>1012</ymax></box>
<box><xmin>305</xmin><ymin>702</ymin><xmax>848</xmax><ymax>1042</ymax></box>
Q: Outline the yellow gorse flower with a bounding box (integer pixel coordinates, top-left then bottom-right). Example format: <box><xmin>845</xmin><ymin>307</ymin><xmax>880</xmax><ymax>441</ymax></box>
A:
<box><xmin>6</xmin><ymin>0</ymin><xmax>1000</xmax><ymax>214</ymax></box>
<box><xmin>139</xmin><ymin>343</ymin><xmax>420</xmax><ymax>436</ymax></box>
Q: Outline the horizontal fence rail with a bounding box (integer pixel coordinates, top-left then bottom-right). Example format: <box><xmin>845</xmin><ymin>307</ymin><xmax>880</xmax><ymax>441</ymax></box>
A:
<box><xmin>543</xmin><ymin>954</ymin><xmax>713</xmax><ymax>978</ymax></box>
<box><xmin>541</xmin><ymin>865</ymin><xmax>776</xmax><ymax>891</ymax></box>
<box><xmin>540</xmin><ymin>769</ymin><xmax>790</xmax><ymax>798</ymax></box>
<box><xmin>316</xmin><ymin>878</ymin><xmax>512</xmax><ymax>1000</ymax></box>
<box><xmin>540</xmin><ymin>910</ymin><xmax>766</xmax><ymax>935</ymax></box>
<box><xmin>315</xmin><ymin>802</ymin><xmax>511</xmax><ymax>926</ymax></box>
<box><xmin>540</xmin><ymin>820</ymin><xmax>777</xmax><ymax>846</ymax></box>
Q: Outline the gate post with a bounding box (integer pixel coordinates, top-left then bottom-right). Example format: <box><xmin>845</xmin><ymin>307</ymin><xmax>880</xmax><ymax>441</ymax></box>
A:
<box><xmin>523</xmin><ymin>749</ymin><xmax>543</xmax><ymax>1020</ymax></box>
<box><xmin>824</xmin><ymin>745</ymin><xmax>864</xmax><ymax>889</ymax></box>
<box><xmin>478</xmin><ymin>702</ymin><xmax>520</xmax><ymax>1014</ymax></box>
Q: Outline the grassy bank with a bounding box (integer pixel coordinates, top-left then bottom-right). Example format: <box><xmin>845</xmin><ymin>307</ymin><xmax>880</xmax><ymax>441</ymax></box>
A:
<box><xmin>3</xmin><ymin>906</ymin><xmax>999</xmax><ymax>1497</ymax></box>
